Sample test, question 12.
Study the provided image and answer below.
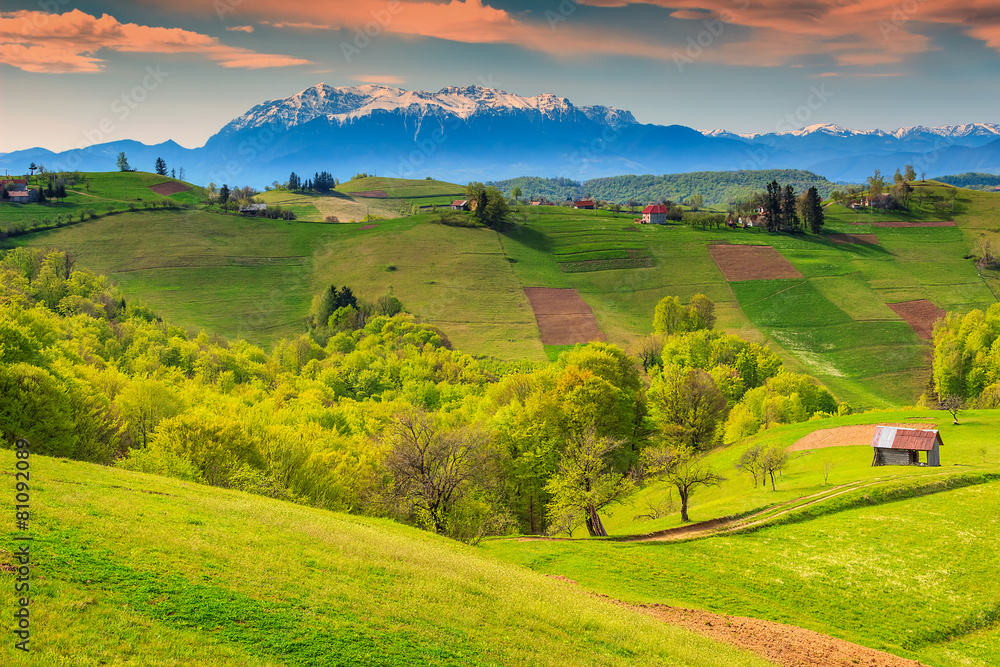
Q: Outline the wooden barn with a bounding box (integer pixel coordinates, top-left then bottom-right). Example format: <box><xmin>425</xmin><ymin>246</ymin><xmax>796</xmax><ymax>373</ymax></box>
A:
<box><xmin>871</xmin><ymin>426</ymin><xmax>942</xmax><ymax>467</ymax></box>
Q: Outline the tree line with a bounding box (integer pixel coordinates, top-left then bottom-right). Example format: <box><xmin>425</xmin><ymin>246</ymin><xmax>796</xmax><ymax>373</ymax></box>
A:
<box><xmin>488</xmin><ymin>170</ymin><xmax>843</xmax><ymax>208</ymax></box>
<box><xmin>0</xmin><ymin>250</ymin><xmax>844</xmax><ymax>542</ymax></box>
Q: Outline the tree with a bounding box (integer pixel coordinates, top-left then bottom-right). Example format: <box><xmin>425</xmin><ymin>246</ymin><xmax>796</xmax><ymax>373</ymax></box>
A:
<box><xmin>154</xmin><ymin>157</ymin><xmax>167</xmax><ymax>176</ymax></box>
<box><xmin>381</xmin><ymin>410</ymin><xmax>490</xmax><ymax>535</ymax></box>
<box><xmin>511</xmin><ymin>185</ymin><xmax>522</xmax><ymax>209</ymax></box>
<box><xmin>219</xmin><ymin>184</ymin><xmax>231</xmax><ymax>211</ymax></box>
<box><xmin>760</xmin><ymin>445</ymin><xmax>789</xmax><ymax>491</ymax></box>
<box><xmin>116</xmin><ymin>152</ymin><xmax>131</xmax><ymax>172</ymax></box>
<box><xmin>893</xmin><ymin>168</ymin><xmax>904</xmax><ymax>185</ymax></box>
<box><xmin>171</xmin><ymin>168</ymin><xmax>176</xmax><ymax>179</ymax></box>
<box><xmin>782</xmin><ymin>185</ymin><xmax>799</xmax><ymax>232</ymax></box>
<box><xmin>288</xmin><ymin>172</ymin><xmax>301</xmax><ymax>190</ymax></box>
<box><xmin>939</xmin><ymin>394</ymin><xmax>964</xmax><ymax>424</ymax></box>
<box><xmin>28</xmin><ymin>162</ymin><xmax>37</xmax><ymax>176</ymax></box>
<box><xmin>643</xmin><ymin>445</ymin><xmax>724</xmax><ymax>522</ymax></box>
<box><xmin>688</xmin><ymin>193</ymin><xmax>704</xmax><ymax>211</ymax></box>
<box><xmin>178</xmin><ymin>167</ymin><xmax>185</xmax><ymax>181</ymax></box>
<box><xmin>654</xmin><ymin>294</ymin><xmax>715</xmax><ymax>335</ymax></box>
<box><xmin>904</xmin><ymin>164</ymin><xmax>916</xmax><ymax>182</ymax></box>
<box><xmin>800</xmin><ymin>186</ymin><xmax>825</xmax><ymax>234</ymax></box>
<box><xmin>649</xmin><ymin>365</ymin><xmax>728</xmax><ymax>451</ymax></box>
<box><xmin>735</xmin><ymin>443</ymin><xmax>766</xmax><ymax>487</ymax></box>
<box><xmin>867</xmin><ymin>169</ymin><xmax>885</xmax><ymax>198</ymax></box>
<box><xmin>544</xmin><ymin>429</ymin><xmax>635</xmax><ymax>537</ymax></box>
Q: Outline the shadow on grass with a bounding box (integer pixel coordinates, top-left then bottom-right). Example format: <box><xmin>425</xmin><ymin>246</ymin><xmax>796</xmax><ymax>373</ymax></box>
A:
<box><xmin>503</xmin><ymin>224</ymin><xmax>554</xmax><ymax>254</ymax></box>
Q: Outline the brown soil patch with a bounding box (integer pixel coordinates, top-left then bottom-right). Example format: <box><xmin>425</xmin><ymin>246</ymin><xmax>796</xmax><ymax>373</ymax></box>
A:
<box><xmin>709</xmin><ymin>245</ymin><xmax>803</xmax><ymax>281</ymax></box>
<box><xmin>358</xmin><ymin>224</ymin><xmax>378</xmax><ymax>230</ymax></box>
<box><xmin>888</xmin><ymin>299</ymin><xmax>945</xmax><ymax>339</ymax></box>
<box><xmin>148</xmin><ymin>181</ymin><xmax>192</xmax><ymax>196</ymax></box>
<box><xmin>788</xmin><ymin>423</ymin><xmax>927</xmax><ymax>452</ymax></box>
<box><xmin>350</xmin><ymin>190</ymin><xmax>388</xmax><ymax>198</ymax></box>
<box><xmin>853</xmin><ymin>221</ymin><xmax>955</xmax><ymax>228</ymax></box>
<box><xmin>622</xmin><ymin>601</ymin><xmax>928</xmax><ymax>667</ymax></box>
<box><xmin>523</xmin><ymin>287</ymin><xmax>606</xmax><ymax>345</ymax></box>
<box><xmin>829</xmin><ymin>233</ymin><xmax>879</xmax><ymax>245</ymax></box>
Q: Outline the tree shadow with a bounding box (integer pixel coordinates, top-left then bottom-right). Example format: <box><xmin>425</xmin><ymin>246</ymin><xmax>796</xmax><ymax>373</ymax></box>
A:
<box><xmin>502</xmin><ymin>224</ymin><xmax>553</xmax><ymax>254</ymax></box>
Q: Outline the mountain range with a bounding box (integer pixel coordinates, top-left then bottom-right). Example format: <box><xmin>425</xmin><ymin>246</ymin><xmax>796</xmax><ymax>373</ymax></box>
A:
<box><xmin>1</xmin><ymin>84</ymin><xmax>997</xmax><ymax>186</ymax></box>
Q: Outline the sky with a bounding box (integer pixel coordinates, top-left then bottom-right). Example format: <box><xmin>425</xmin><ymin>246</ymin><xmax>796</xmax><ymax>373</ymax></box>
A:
<box><xmin>1</xmin><ymin>0</ymin><xmax>998</xmax><ymax>152</ymax></box>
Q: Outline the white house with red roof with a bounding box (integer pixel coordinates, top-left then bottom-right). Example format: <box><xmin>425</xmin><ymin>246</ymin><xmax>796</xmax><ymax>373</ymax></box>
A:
<box><xmin>641</xmin><ymin>204</ymin><xmax>668</xmax><ymax>224</ymax></box>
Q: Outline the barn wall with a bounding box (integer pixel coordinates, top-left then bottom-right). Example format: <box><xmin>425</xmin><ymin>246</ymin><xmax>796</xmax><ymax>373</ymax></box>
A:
<box><xmin>877</xmin><ymin>449</ymin><xmax>915</xmax><ymax>466</ymax></box>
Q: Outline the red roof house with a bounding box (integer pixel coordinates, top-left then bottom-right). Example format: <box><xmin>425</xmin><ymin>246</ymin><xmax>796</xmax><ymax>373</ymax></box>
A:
<box><xmin>641</xmin><ymin>204</ymin><xmax>668</xmax><ymax>224</ymax></box>
<box><xmin>871</xmin><ymin>426</ymin><xmax>942</xmax><ymax>467</ymax></box>
<box><xmin>573</xmin><ymin>200</ymin><xmax>595</xmax><ymax>209</ymax></box>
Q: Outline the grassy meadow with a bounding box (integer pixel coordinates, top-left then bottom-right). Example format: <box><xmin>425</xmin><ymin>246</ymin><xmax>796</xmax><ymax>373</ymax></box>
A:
<box><xmin>481</xmin><ymin>409</ymin><xmax>1000</xmax><ymax>666</ymax></box>
<box><xmin>3</xmin><ymin>176</ymin><xmax>998</xmax><ymax>408</ymax></box>
<box><xmin>0</xmin><ymin>449</ymin><xmax>774</xmax><ymax>667</ymax></box>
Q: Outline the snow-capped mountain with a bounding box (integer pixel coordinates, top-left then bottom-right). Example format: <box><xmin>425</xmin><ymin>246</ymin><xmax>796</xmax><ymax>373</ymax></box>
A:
<box><xmin>701</xmin><ymin>122</ymin><xmax>1000</xmax><ymax>141</ymax></box>
<box><xmin>2</xmin><ymin>82</ymin><xmax>996</xmax><ymax>185</ymax></box>
<box><xmin>219</xmin><ymin>84</ymin><xmax>637</xmax><ymax>137</ymax></box>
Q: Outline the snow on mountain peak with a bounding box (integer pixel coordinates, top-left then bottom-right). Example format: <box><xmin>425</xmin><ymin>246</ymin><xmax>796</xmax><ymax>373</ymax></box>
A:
<box><xmin>224</xmin><ymin>84</ymin><xmax>637</xmax><ymax>134</ymax></box>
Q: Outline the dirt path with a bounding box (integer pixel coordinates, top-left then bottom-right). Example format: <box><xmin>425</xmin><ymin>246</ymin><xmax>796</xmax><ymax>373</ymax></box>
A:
<box><xmin>618</xmin><ymin>600</ymin><xmax>928</xmax><ymax>667</ymax></box>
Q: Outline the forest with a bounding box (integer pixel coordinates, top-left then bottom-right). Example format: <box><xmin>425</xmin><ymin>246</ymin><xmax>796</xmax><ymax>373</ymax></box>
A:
<box><xmin>0</xmin><ymin>246</ymin><xmax>889</xmax><ymax>542</ymax></box>
<box><xmin>488</xmin><ymin>170</ymin><xmax>844</xmax><ymax>208</ymax></box>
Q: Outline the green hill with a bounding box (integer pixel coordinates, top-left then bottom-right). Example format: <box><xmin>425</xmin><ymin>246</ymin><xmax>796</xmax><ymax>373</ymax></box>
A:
<box><xmin>2</xmin><ymin>174</ymin><xmax>998</xmax><ymax>407</ymax></box>
<box><xmin>488</xmin><ymin>170</ymin><xmax>849</xmax><ymax>207</ymax></box>
<box><xmin>483</xmin><ymin>409</ymin><xmax>1000</xmax><ymax>667</ymax></box>
<box><xmin>0</xmin><ymin>449</ymin><xmax>772</xmax><ymax>667</ymax></box>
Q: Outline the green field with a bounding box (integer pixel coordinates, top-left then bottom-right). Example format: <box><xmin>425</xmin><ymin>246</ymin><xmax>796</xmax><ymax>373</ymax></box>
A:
<box><xmin>2</xmin><ymin>177</ymin><xmax>997</xmax><ymax>408</ymax></box>
<box><xmin>481</xmin><ymin>409</ymin><xmax>1000</xmax><ymax>666</ymax></box>
<box><xmin>0</xmin><ymin>449</ymin><xmax>773</xmax><ymax>667</ymax></box>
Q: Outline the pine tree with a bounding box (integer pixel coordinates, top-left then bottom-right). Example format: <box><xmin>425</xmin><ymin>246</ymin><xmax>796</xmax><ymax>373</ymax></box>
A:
<box><xmin>803</xmin><ymin>186</ymin><xmax>825</xmax><ymax>234</ymax></box>
<box><xmin>782</xmin><ymin>185</ymin><xmax>799</xmax><ymax>232</ymax></box>
<box><xmin>154</xmin><ymin>157</ymin><xmax>167</xmax><ymax>175</ymax></box>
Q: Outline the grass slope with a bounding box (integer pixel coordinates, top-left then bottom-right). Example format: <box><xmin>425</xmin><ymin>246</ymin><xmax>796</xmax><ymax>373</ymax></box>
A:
<box><xmin>4</xmin><ymin>178</ymin><xmax>997</xmax><ymax>407</ymax></box>
<box><xmin>482</xmin><ymin>409</ymin><xmax>1000</xmax><ymax>667</ymax></box>
<box><xmin>0</xmin><ymin>451</ymin><xmax>773</xmax><ymax>667</ymax></box>
<box><xmin>0</xmin><ymin>171</ymin><xmax>203</xmax><ymax>230</ymax></box>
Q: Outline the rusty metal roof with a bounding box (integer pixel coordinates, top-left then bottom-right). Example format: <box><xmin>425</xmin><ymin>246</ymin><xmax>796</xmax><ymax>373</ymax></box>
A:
<box><xmin>872</xmin><ymin>426</ymin><xmax>942</xmax><ymax>451</ymax></box>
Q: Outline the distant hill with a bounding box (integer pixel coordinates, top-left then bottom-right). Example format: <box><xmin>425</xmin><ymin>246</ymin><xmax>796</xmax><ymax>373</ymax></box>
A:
<box><xmin>934</xmin><ymin>172</ymin><xmax>1000</xmax><ymax>191</ymax></box>
<box><xmin>489</xmin><ymin>170</ymin><xmax>848</xmax><ymax>207</ymax></box>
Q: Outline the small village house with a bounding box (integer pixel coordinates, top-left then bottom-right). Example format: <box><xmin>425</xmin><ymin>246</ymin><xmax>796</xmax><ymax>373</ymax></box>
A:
<box><xmin>871</xmin><ymin>426</ymin><xmax>942</xmax><ymax>467</ymax></box>
<box><xmin>641</xmin><ymin>204</ymin><xmax>668</xmax><ymax>224</ymax></box>
<box><xmin>239</xmin><ymin>203</ymin><xmax>267</xmax><ymax>215</ymax></box>
<box><xmin>573</xmin><ymin>199</ymin><xmax>595</xmax><ymax>210</ymax></box>
<box><xmin>450</xmin><ymin>200</ymin><xmax>469</xmax><ymax>211</ymax></box>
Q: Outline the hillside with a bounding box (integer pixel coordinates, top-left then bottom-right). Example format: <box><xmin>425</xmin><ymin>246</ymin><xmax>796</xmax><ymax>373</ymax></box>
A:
<box><xmin>2</xmin><ymin>175</ymin><xmax>997</xmax><ymax>407</ymax></box>
<box><xmin>488</xmin><ymin>170</ymin><xmax>848</xmax><ymax>207</ymax></box>
<box><xmin>934</xmin><ymin>172</ymin><xmax>1000</xmax><ymax>191</ymax></box>
<box><xmin>0</xmin><ymin>450</ymin><xmax>772</xmax><ymax>667</ymax></box>
<box><xmin>483</xmin><ymin>409</ymin><xmax>1000</xmax><ymax>667</ymax></box>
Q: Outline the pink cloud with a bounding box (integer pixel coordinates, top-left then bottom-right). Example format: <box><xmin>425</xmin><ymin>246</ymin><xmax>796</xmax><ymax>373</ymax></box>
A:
<box><xmin>0</xmin><ymin>9</ymin><xmax>312</xmax><ymax>73</ymax></box>
<box><xmin>116</xmin><ymin>0</ymin><xmax>1000</xmax><ymax>69</ymax></box>
<box><xmin>226</xmin><ymin>25</ymin><xmax>255</xmax><ymax>33</ymax></box>
<box><xmin>262</xmin><ymin>21</ymin><xmax>331</xmax><ymax>30</ymax></box>
<box><xmin>351</xmin><ymin>74</ymin><xmax>407</xmax><ymax>84</ymax></box>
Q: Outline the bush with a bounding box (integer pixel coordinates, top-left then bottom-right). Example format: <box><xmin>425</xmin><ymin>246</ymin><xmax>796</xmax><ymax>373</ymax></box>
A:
<box><xmin>115</xmin><ymin>446</ymin><xmax>204</xmax><ymax>482</ymax></box>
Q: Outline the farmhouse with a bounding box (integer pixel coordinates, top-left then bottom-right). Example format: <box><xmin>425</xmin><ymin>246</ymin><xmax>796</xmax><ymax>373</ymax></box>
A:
<box><xmin>450</xmin><ymin>200</ymin><xmax>469</xmax><ymax>211</ymax></box>
<box><xmin>573</xmin><ymin>200</ymin><xmax>595</xmax><ymax>209</ymax></box>
<box><xmin>6</xmin><ymin>185</ymin><xmax>39</xmax><ymax>203</ymax></box>
<box><xmin>871</xmin><ymin>426</ymin><xmax>942</xmax><ymax>467</ymax></box>
<box><xmin>641</xmin><ymin>204</ymin><xmax>668</xmax><ymax>224</ymax></box>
